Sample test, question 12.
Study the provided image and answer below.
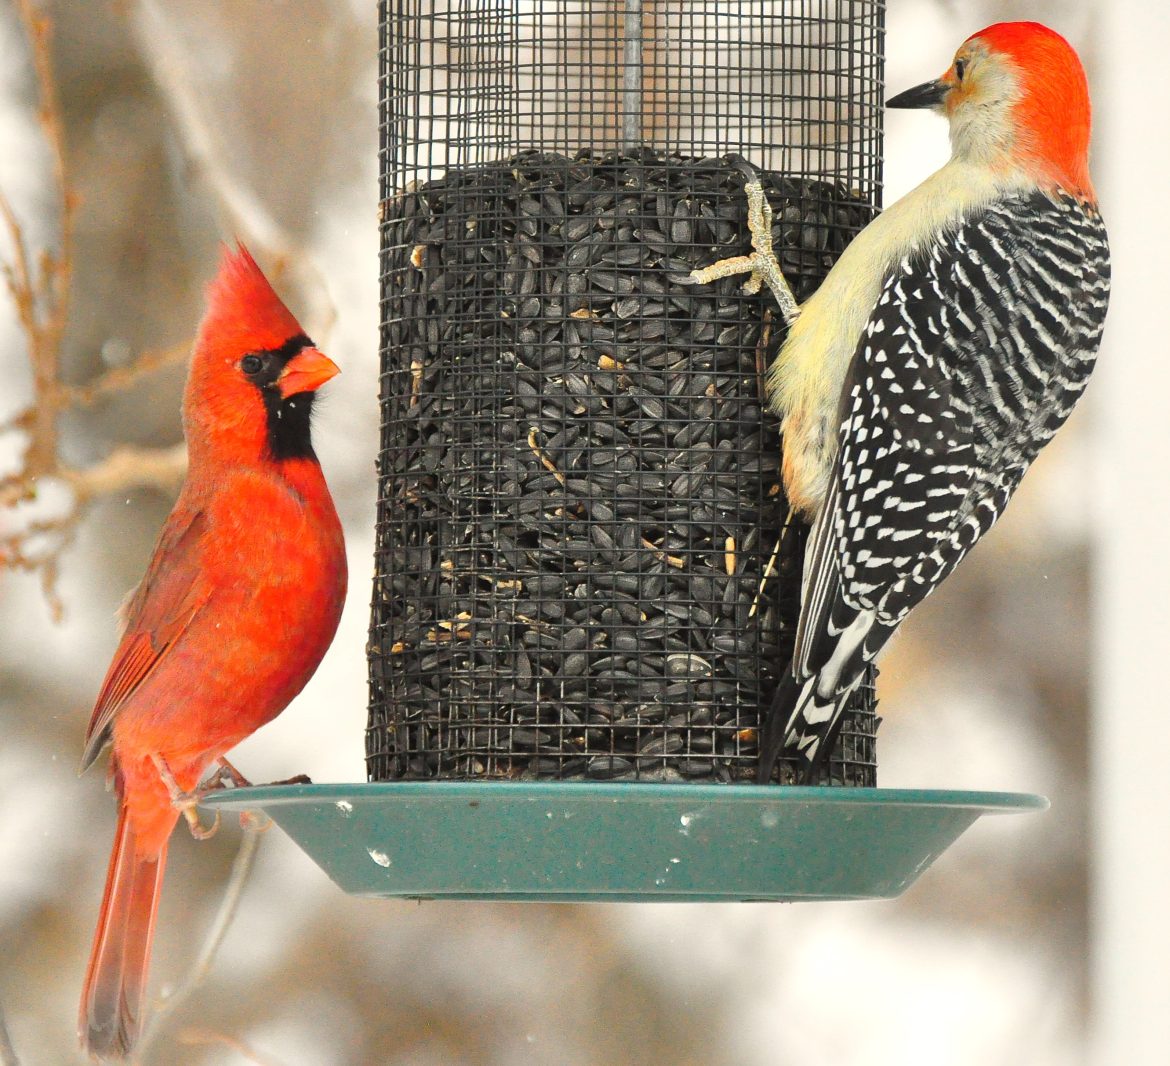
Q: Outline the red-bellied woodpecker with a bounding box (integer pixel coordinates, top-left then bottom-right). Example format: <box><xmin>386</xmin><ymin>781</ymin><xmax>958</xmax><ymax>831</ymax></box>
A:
<box><xmin>693</xmin><ymin>22</ymin><xmax>1111</xmax><ymax>782</ymax></box>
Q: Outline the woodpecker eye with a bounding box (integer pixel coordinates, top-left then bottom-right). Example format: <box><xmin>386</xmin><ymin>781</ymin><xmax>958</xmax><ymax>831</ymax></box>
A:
<box><xmin>954</xmin><ymin>58</ymin><xmax>967</xmax><ymax>82</ymax></box>
<box><xmin>241</xmin><ymin>354</ymin><xmax>264</xmax><ymax>376</ymax></box>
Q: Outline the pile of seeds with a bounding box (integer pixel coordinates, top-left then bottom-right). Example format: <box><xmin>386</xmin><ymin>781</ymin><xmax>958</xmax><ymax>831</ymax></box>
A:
<box><xmin>368</xmin><ymin>148</ymin><xmax>877</xmax><ymax>785</ymax></box>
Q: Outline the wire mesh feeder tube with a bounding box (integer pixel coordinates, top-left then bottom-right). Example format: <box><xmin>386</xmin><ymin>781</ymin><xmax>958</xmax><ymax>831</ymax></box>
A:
<box><xmin>369</xmin><ymin>1</ymin><xmax>886</xmax><ymax>787</ymax></box>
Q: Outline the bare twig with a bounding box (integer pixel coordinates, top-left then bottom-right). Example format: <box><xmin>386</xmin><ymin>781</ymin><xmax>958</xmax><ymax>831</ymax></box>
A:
<box><xmin>178</xmin><ymin>1028</ymin><xmax>286</xmax><ymax>1066</ymax></box>
<box><xmin>132</xmin><ymin>0</ymin><xmax>337</xmax><ymax>339</ymax></box>
<box><xmin>0</xmin><ymin>2</ymin><xmax>194</xmax><ymax>616</ymax></box>
<box><xmin>0</xmin><ymin>997</ymin><xmax>21</xmax><ymax>1066</ymax></box>
<box><xmin>63</xmin><ymin>341</ymin><xmax>190</xmax><ymax>408</ymax></box>
<box><xmin>0</xmin><ymin>0</ymin><xmax>72</xmax><ymax>481</ymax></box>
<box><xmin>61</xmin><ymin>443</ymin><xmax>188</xmax><ymax>504</ymax></box>
<box><xmin>132</xmin><ymin>828</ymin><xmax>262</xmax><ymax>1066</ymax></box>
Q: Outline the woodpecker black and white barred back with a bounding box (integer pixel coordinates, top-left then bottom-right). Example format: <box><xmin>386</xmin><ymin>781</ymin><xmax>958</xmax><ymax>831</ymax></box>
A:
<box><xmin>693</xmin><ymin>21</ymin><xmax>1110</xmax><ymax>782</ymax></box>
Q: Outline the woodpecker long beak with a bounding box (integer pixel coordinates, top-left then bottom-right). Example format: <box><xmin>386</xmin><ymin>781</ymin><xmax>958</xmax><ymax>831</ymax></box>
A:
<box><xmin>886</xmin><ymin>79</ymin><xmax>949</xmax><ymax>109</ymax></box>
<box><xmin>277</xmin><ymin>347</ymin><xmax>340</xmax><ymax>398</ymax></box>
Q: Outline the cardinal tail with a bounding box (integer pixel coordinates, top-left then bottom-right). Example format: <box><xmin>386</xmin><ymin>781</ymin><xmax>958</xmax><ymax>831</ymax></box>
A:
<box><xmin>79</xmin><ymin>802</ymin><xmax>167</xmax><ymax>1061</ymax></box>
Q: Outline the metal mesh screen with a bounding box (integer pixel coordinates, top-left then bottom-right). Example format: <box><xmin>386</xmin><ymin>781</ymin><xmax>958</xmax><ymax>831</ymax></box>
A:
<box><xmin>370</xmin><ymin>0</ymin><xmax>885</xmax><ymax>785</ymax></box>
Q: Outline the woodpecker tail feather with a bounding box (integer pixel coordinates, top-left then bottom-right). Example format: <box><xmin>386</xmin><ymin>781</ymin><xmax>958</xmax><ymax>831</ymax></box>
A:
<box><xmin>757</xmin><ymin>670</ymin><xmax>800</xmax><ymax>783</ymax></box>
<box><xmin>758</xmin><ymin>669</ymin><xmax>863</xmax><ymax>784</ymax></box>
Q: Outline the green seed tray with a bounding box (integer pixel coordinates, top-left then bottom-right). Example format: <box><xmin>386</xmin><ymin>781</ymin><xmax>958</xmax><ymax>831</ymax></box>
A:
<box><xmin>201</xmin><ymin>782</ymin><xmax>1046</xmax><ymax>903</ymax></box>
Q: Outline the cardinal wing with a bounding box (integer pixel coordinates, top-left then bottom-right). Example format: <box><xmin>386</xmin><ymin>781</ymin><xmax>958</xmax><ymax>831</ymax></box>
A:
<box><xmin>80</xmin><ymin>507</ymin><xmax>211</xmax><ymax>772</ymax></box>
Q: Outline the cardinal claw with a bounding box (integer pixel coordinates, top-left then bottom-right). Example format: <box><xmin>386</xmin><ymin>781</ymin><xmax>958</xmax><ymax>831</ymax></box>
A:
<box><xmin>182</xmin><ymin>804</ymin><xmax>221</xmax><ymax>841</ymax></box>
<box><xmin>241</xmin><ymin>809</ymin><xmax>272</xmax><ymax>833</ymax></box>
<box><xmin>213</xmin><ymin>757</ymin><xmax>253</xmax><ymax>790</ymax></box>
<box><xmin>195</xmin><ymin>759</ymin><xmax>252</xmax><ymax>794</ymax></box>
<box><xmin>235</xmin><ymin>773</ymin><xmax>307</xmax><ymax>830</ymax></box>
<box><xmin>266</xmin><ymin>773</ymin><xmax>312</xmax><ymax>787</ymax></box>
<box><xmin>150</xmin><ymin>753</ymin><xmax>223</xmax><ymax>838</ymax></box>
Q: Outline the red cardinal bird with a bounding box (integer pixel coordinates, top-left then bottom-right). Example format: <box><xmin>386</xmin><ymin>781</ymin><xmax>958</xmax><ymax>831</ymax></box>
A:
<box><xmin>78</xmin><ymin>245</ymin><xmax>347</xmax><ymax>1060</ymax></box>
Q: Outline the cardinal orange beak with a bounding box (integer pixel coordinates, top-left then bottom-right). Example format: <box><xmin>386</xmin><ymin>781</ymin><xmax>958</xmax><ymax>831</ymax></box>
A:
<box><xmin>277</xmin><ymin>347</ymin><xmax>340</xmax><ymax>398</ymax></box>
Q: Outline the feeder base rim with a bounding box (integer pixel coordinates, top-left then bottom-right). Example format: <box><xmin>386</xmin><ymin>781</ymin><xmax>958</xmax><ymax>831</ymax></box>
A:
<box><xmin>200</xmin><ymin>782</ymin><xmax>1046</xmax><ymax>902</ymax></box>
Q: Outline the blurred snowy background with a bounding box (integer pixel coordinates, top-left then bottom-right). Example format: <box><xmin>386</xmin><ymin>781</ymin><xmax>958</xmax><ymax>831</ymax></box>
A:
<box><xmin>0</xmin><ymin>0</ymin><xmax>1161</xmax><ymax>1063</ymax></box>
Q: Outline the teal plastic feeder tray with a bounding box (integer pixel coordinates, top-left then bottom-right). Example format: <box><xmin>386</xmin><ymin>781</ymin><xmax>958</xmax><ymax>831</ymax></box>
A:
<box><xmin>200</xmin><ymin>782</ymin><xmax>1046</xmax><ymax>903</ymax></box>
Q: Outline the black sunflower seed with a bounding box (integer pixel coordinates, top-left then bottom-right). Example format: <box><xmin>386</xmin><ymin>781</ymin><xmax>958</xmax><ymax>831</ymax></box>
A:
<box><xmin>370</xmin><ymin>148</ymin><xmax>879</xmax><ymax>788</ymax></box>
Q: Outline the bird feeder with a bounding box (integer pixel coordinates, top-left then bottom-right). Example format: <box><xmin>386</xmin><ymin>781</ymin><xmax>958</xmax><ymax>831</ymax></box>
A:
<box><xmin>203</xmin><ymin>0</ymin><xmax>1046</xmax><ymax>900</ymax></box>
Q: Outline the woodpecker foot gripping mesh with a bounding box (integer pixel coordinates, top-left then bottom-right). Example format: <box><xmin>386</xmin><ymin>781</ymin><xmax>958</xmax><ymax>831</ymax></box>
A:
<box><xmin>690</xmin><ymin>182</ymin><xmax>801</xmax><ymax>326</ymax></box>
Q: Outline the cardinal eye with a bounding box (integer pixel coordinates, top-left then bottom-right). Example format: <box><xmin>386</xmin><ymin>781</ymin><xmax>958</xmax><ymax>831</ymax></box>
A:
<box><xmin>241</xmin><ymin>354</ymin><xmax>264</xmax><ymax>375</ymax></box>
<box><xmin>954</xmin><ymin>58</ymin><xmax>966</xmax><ymax>81</ymax></box>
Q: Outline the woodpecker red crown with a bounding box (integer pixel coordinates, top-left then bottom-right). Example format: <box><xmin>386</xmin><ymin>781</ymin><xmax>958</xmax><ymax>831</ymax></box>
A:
<box><xmin>967</xmin><ymin>21</ymin><xmax>1094</xmax><ymax>196</ymax></box>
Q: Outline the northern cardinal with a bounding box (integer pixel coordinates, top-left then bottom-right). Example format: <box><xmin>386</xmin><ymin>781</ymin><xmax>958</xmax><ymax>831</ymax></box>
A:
<box><xmin>78</xmin><ymin>245</ymin><xmax>347</xmax><ymax>1060</ymax></box>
